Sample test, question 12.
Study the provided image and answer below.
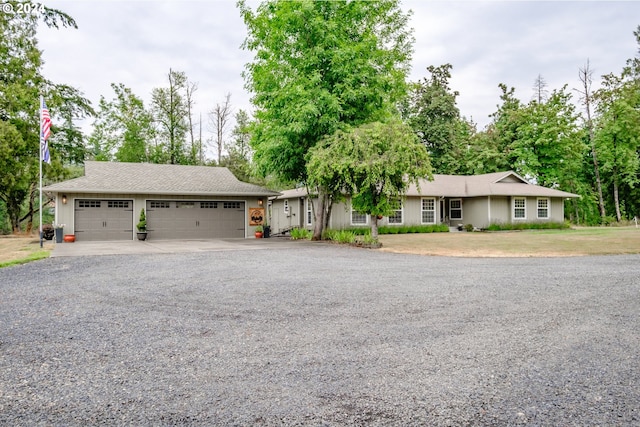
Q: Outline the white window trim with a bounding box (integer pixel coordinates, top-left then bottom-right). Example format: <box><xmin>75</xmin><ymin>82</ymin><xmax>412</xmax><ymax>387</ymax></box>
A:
<box><xmin>449</xmin><ymin>198</ymin><xmax>463</xmax><ymax>221</ymax></box>
<box><xmin>513</xmin><ymin>197</ymin><xmax>527</xmax><ymax>220</ymax></box>
<box><xmin>388</xmin><ymin>203</ymin><xmax>404</xmax><ymax>225</ymax></box>
<box><xmin>306</xmin><ymin>198</ymin><xmax>313</xmax><ymax>226</ymax></box>
<box><xmin>421</xmin><ymin>197</ymin><xmax>436</xmax><ymax>224</ymax></box>
<box><xmin>537</xmin><ymin>197</ymin><xmax>550</xmax><ymax>219</ymax></box>
<box><xmin>350</xmin><ymin>204</ymin><xmax>369</xmax><ymax>226</ymax></box>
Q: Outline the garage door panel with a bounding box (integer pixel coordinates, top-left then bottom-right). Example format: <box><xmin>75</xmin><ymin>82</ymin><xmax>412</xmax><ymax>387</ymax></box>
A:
<box><xmin>147</xmin><ymin>200</ymin><xmax>245</xmax><ymax>239</ymax></box>
<box><xmin>75</xmin><ymin>200</ymin><xmax>133</xmax><ymax>241</ymax></box>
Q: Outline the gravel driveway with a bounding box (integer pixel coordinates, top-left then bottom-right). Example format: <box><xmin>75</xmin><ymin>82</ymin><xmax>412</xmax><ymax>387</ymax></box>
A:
<box><xmin>1</xmin><ymin>244</ymin><xmax>639</xmax><ymax>426</ymax></box>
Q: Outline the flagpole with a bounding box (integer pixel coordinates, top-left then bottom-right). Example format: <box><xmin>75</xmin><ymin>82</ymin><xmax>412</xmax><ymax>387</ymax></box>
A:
<box><xmin>39</xmin><ymin>95</ymin><xmax>43</xmax><ymax>249</ymax></box>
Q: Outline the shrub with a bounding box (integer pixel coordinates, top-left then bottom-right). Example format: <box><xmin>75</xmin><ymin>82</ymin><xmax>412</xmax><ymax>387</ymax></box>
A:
<box><xmin>487</xmin><ymin>221</ymin><xmax>570</xmax><ymax>231</ymax></box>
<box><xmin>290</xmin><ymin>227</ymin><xmax>312</xmax><ymax>240</ymax></box>
<box><xmin>324</xmin><ymin>229</ymin><xmax>357</xmax><ymax>243</ymax></box>
<box><xmin>325</xmin><ymin>224</ymin><xmax>449</xmax><ymax>237</ymax></box>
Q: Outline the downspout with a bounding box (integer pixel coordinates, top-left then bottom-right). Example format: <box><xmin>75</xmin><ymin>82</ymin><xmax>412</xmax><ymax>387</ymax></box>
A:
<box><xmin>487</xmin><ymin>195</ymin><xmax>491</xmax><ymax>228</ymax></box>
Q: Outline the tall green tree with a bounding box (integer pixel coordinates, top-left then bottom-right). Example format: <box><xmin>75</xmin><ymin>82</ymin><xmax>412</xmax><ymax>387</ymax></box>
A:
<box><xmin>239</xmin><ymin>0</ymin><xmax>414</xmax><ymax>238</ymax></box>
<box><xmin>577</xmin><ymin>60</ymin><xmax>606</xmax><ymax>222</ymax></box>
<box><xmin>511</xmin><ymin>86</ymin><xmax>586</xmax><ymax>189</ymax></box>
<box><xmin>220</xmin><ymin>109</ymin><xmax>254</xmax><ymax>182</ymax></box>
<box><xmin>88</xmin><ymin>83</ymin><xmax>154</xmax><ymax>162</ymax></box>
<box><xmin>151</xmin><ymin>68</ymin><xmax>190</xmax><ymax>164</ymax></box>
<box><xmin>0</xmin><ymin>2</ymin><xmax>92</xmax><ymax>233</ymax></box>
<box><xmin>402</xmin><ymin>64</ymin><xmax>469</xmax><ymax>174</ymax></box>
<box><xmin>471</xmin><ymin>84</ymin><xmax>524</xmax><ymax>175</ymax></box>
<box><xmin>307</xmin><ymin>120</ymin><xmax>432</xmax><ymax>239</ymax></box>
<box><xmin>594</xmin><ymin>72</ymin><xmax>640</xmax><ymax>221</ymax></box>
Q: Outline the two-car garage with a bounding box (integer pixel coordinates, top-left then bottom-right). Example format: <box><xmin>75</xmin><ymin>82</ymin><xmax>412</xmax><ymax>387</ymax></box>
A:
<box><xmin>145</xmin><ymin>200</ymin><xmax>245</xmax><ymax>240</ymax></box>
<box><xmin>74</xmin><ymin>199</ymin><xmax>246</xmax><ymax>241</ymax></box>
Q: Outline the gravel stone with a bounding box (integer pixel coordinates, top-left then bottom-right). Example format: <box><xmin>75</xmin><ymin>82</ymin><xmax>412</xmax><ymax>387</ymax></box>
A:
<box><xmin>1</xmin><ymin>245</ymin><xmax>639</xmax><ymax>426</ymax></box>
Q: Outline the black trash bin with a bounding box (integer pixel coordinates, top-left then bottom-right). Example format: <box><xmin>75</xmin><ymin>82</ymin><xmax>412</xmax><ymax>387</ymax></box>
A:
<box><xmin>55</xmin><ymin>227</ymin><xmax>64</xmax><ymax>243</ymax></box>
<box><xmin>263</xmin><ymin>225</ymin><xmax>270</xmax><ymax>238</ymax></box>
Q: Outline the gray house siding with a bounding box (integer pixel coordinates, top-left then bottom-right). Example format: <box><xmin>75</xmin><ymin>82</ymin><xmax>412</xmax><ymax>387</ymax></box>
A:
<box><xmin>490</xmin><ymin>196</ymin><xmax>510</xmax><ymax>226</ymax></box>
<box><xmin>268</xmin><ymin>172</ymin><xmax>578</xmax><ymax>233</ymax></box>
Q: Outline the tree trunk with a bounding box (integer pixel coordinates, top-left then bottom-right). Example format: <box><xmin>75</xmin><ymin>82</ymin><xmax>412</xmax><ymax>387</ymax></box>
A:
<box><xmin>26</xmin><ymin>183</ymin><xmax>36</xmax><ymax>233</ymax></box>
<box><xmin>8</xmin><ymin>198</ymin><xmax>21</xmax><ymax>233</ymax></box>
<box><xmin>370</xmin><ymin>214</ymin><xmax>379</xmax><ymax>240</ymax></box>
<box><xmin>579</xmin><ymin>62</ymin><xmax>606</xmax><ymax>221</ymax></box>
<box><xmin>613</xmin><ymin>171</ymin><xmax>622</xmax><ymax>222</ymax></box>
<box><xmin>324</xmin><ymin>198</ymin><xmax>333</xmax><ymax>231</ymax></box>
<box><xmin>312</xmin><ymin>192</ymin><xmax>326</xmax><ymax>240</ymax></box>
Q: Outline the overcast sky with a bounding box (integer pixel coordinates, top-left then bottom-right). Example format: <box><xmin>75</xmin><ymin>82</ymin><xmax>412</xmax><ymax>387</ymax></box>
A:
<box><xmin>38</xmin><ymin>0</ymin><xmax>639</xmax><ymax>138</ymax></box>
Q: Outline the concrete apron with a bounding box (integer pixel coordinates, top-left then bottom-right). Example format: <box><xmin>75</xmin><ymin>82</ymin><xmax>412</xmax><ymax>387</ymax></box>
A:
<box><xmin>51</xmin><ymin>237</ymin><xmax>305</xmax><ymax>258</ymax></box>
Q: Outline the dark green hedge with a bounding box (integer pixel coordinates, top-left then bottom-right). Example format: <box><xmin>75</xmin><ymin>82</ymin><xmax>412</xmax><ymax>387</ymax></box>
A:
<box><xmin>486</xmin><ymin>222</ymin><xmax>570</xmax><ymax>231</ymax></box>
<box><xmin>342</xmin><ymin>224</ymin><xmax>450</xmax><ymax>235</ymax></box>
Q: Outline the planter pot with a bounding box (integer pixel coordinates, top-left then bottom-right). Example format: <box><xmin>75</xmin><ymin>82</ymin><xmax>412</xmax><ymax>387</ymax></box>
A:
<box><xmin>255</xmin><ymin>232</ymin><xmax>263</xmax><ymax>239</ymax></box>
<box><xmin>63</xmin><ymin>234</ymin><xmax>75</xmax><ymax>243</ymax></box>
<box><xmin>137</xmin><ymin>232</ymin><xmax>148</xmax><ymax>241</ymax></box>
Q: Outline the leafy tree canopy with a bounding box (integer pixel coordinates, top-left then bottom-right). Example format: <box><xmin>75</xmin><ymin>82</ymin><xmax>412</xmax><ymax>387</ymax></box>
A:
<box><xmin>239</xmin><ymin>0</ymin><xmax>414</xmax><ymax>183</ymax></box>
<box><xmin>307</xmin><ymin>120</ymin><xmax>432</xmax><ymax>238</ymax></box>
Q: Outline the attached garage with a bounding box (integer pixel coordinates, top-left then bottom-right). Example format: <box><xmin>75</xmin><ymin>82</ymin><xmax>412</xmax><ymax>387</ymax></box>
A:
<box><xmin>146</xmin><ymin>200</ymin><xmax>245</xmax><ymax>239</ymax></box>
<box><xmin>44</xmin><ymin>162</ymin><xmax>280</xmax><ymax>242</ymax></box>
<box><xmin>74</xmin><ymin>199</ymin><xmax>133</xmax><ymax>241</ymax></box>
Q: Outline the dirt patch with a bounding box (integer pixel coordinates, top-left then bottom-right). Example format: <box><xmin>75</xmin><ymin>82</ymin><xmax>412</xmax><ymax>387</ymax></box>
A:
<box><xmin>0</xmin><ymin>235</ymin><xmax>53</xmax><ymax>264</ymax></box>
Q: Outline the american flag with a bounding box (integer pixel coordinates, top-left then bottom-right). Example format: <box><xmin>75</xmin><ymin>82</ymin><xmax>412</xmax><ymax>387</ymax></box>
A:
<box><xmin>41</xmin><ymin>98</ymin><xmax>51</xmax><ymax>164</ymax></box>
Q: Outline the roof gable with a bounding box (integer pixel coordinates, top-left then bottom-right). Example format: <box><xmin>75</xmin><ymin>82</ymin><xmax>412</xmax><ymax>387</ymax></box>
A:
<box><xmin>44</xmin><ymin>161</ymin><xmax>280</xmax><ymax>196</ymax></box>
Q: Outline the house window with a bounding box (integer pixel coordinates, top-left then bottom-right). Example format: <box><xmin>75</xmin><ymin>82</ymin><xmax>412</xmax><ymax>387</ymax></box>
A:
<box><xmin>513</xmin><ymin>197</ymin><xmax>526</xmax><ymax>220</ymax></box>
<box><xmin>388</xmin><ymin>203</ymin><xmax>403</xmax><ymax>224</ymax></box>
<box><xmin>421</xmin><ymin>198</ymin><xmax>435</xmax><ymax>224</ymax></box>
<box><xmin>306</xmin><ymin>198</ymin><xmax>313</xmax><ymax>226</ymax></box>
<box><xmin>537</xmin><ymin>198</ymin><xmax>549</xmax><ymax>219</ymax></box>
<box><xmin>351</xmin><ymin>204</ymin><xmax>368</xmax><ymax>225</ymax></box>
<box><xmin>450</xmin><ymin>199</ymin><xmax>462</xmax><ymax>221</ymax></box>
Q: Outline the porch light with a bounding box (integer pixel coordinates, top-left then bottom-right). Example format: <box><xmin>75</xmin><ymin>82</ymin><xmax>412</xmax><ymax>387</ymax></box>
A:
<box><xmin>62</xmin><ymin>195</ymin><xmax>67</xmax><ymax>204</ymax></box>
<box><xmin>258</xmin><ymin>199</ymin><xmax>263</xmax><ymax>206</ymax></box>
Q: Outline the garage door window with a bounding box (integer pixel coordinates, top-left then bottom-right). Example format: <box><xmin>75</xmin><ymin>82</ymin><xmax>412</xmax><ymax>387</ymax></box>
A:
<box><xmin>79</xmin><ymin>200</ymin><xmax>101</xmax><ymax>208</ymax></box>
<box><xmin>150</xmin><ymin>201</ymin><xmax>170</xmax><ymax>209</ymax></box>
<box><xmin>108</xmin><ymin>201</ymin><xmax>129</xmax><ymax>208</ymax></box>
<box><xmin>224</xmin><ymin>202</ymin><xmax>241</xmax><ymax>209</ymax></box>
<box><xmin>201</xmin><ymin>202</ymin><xmax>218</xmax><ymax>209</ymax></box>
<box><xmin>177</xmin><ymin>202</ymin><xmax>194</xmax><ymax>208</ymax></box>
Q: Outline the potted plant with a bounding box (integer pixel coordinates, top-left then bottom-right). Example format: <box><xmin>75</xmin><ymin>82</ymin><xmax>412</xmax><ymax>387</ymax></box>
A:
<box><xmin>137</xmin><ymin>208</ymin><xmax>148</xmax><ymax>241</ymax></box>
<box><xmin>254</xmin><ymin>225</ymin><xmax>264</xmax><ymax>239</ymax></box>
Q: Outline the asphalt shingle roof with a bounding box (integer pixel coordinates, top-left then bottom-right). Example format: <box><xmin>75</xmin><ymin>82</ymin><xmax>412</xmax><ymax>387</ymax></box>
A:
<box><xmin>405</xmin><ymin>171</ymin><xmax>579</xmax><ymax>198</ymax></box>
<box><xmin>275</xmin><ymin>171</ymin><xmax>579</xmax><ymax>199</ymax></box>
<box><xmin>43</xmin><ymin>161</ymin><xmax>280</xmax><ymax>197</ymax></box>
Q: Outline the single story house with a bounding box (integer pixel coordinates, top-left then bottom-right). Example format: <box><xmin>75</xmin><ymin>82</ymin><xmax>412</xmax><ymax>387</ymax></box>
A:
<box><xmin>44</xmin><ymin>161</ymin><xmax>279</xmax><ymax>241</ymax></box>
<box><xmin>269</xmin><ymin>171</ymin><xmax>579</xmax><ymax>233</ymax></box>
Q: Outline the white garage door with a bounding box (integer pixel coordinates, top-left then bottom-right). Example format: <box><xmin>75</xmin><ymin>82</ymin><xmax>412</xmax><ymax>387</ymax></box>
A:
<box><xmin>74</xmin><ymin>200</ymin><xmax>134</xmax><ymax>241</ymax></box>
<box><xmin>146</xmin><ymin>200</ymin><xmax>245</xmax><ymax>240</ymax></box>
